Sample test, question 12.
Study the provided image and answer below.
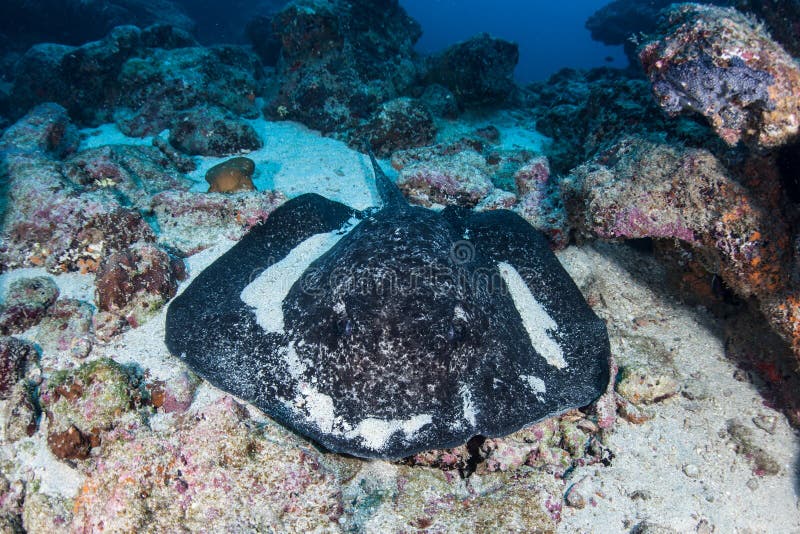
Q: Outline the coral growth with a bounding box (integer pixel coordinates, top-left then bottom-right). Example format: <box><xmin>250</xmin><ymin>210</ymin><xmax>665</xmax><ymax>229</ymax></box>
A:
<box><xmin>0</xmin><ymin>276</ymin><xmax>59</xmax><ymax>335</ymax></box>
<box><xmin>204</xmin><ymin>156</ymin><xmax>257</xmax><ymax>193</ymax></box>
<box><xmin>168</xmin><ymin>106</ymin><xmax>262</xmax><ymax>157</ymax></box>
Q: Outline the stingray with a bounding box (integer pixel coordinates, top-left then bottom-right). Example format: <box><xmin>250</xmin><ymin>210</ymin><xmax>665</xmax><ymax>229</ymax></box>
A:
<box><xmin>165</xmin><ymin>152</ymin><xmax>610</xmax><ymax>459</ymax></box>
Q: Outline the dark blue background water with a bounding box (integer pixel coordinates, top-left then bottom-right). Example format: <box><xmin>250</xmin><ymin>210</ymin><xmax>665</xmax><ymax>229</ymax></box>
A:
<box><xmin>400</xmin><ymin>0</ymin><xmax>626</xmax><ymax>82</ymax></box>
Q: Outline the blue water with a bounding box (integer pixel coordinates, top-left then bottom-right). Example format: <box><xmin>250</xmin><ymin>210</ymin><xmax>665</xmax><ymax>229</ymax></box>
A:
<box><xmin>400</xmin><ymin>0</ymin><xmax>627</xmax><ymax>82</ymax></box>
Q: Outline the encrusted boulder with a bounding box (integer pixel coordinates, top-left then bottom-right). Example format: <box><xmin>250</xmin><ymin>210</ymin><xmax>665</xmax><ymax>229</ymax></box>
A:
<box><xmin>639</xmin><ymin>3</ymin><xmax>800</xmax><ymax>148</ymax></box>
<box><xmin>352</xmin><ymin>97</ymin><xmax>436</xmax><ymax>157</ymax></box>
<box><xmin>265</xmin><ymin>0</ymin><xmax>422</xmax><ymax>133</ymax></box>
<box><xmin>0</xmin><ymin>277</ymin><xmax>59</xmax><ymax>335</ymax></box>
<box><xmin>426</xmin><ymin>33</ymin><xmax>519</xmax><ymax>109</ymax></box>
<box><xmin>93</xmin><ymin>243</ymin><xmax>186</xmax><ymax>338</ymax></box>
<box><xmin>168</xmin><ymin>106</ymin><xmax>262</xmax><ymax>156</ymax></box>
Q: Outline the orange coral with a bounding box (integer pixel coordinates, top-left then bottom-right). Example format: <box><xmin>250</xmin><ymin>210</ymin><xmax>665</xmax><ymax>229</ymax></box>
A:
<box><xmin>205</xmin><ymin>157</ymin><xmax>257</xmax><ymax>193</ymax></box>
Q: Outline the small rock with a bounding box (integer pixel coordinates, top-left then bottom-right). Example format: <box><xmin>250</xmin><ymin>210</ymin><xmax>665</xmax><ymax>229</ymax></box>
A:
<box><xmin>726</xmin><ymin>419</ymin><xmax>781</xmax><ymax>476</ymax></box>
<box><xmin>355</xmin><ymin>97</ymin><xmax>436</xmax><ymax>158</ymax></box>
<box><xmin>629</xmin><ymin>489</ymin><xmax>652</xmax><ymax>501</ymax></box>
<box><xmin>34</xmin><ymin>299</ymin><xmax>93</xmax><ymax>360</ymax></box>
<box><xmin>396</xmin><ymin>148</ymin><xmax>494</xmax><ymax>207</ymax></box>
<box><xmin>169</xmin><ymin>106</ymin><xmax>262</xmax><ymax>157</ymax></box>
<box><xmin>682</xmin><ymin>463</ymin><xmax>700</xmax><ymax>478</ymax></box>
<box><xmin>630</xmin><ymin>521</ymin><xmax>679</xmax><ymax>534</ymax></box>
<box><xmin>565</xmin><ymin>476</ymin><xmax>591</xmax><ymax>509</ymax></box>
<box><xmin>2</xmin><ymin>381</ymin><xmax>38</xmax><ymax>442</ymax></box>
<box><xmin>21</xmin><ymin>491</ymin><xmax>74</xmax><ymax>534</ymax></box>
<box><xmin>617</xmin><ymin>366</ymin><xmax>679</xmax><ymax>404</ymax></box>
<box><xmin>205</xmin><ymin>156</ymin><xmax>256</xmax><ymax>193</ymax></box>
<box><xmin>0</xmin><ymin>277</ymin><xmax>59</xmax><ymax>335</ymax></box>
<box><xmin>746</xmin><ymin>478</ymin><xmax>759</xmax><ymax>491</ymax></box>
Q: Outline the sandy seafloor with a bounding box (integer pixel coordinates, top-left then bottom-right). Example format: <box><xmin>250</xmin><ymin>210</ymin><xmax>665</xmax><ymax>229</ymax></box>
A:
<box><xmin>2</xmin><ymin>114</ymin><xmax>800</xmax><ymax>532</ymax></box>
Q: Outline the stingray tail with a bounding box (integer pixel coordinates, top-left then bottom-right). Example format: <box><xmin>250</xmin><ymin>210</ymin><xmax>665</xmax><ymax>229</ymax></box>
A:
<box><xmin>366</xmin><ymin>145</ymin><xmax>406</xmax><ymax>209</ymax></box>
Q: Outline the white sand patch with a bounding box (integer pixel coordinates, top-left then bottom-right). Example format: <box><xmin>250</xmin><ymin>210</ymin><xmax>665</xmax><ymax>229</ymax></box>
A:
<box><xmin>240</xmin><ymin>217</ymin><xmax>359</xmax><ymax>333</ymax></box>
<box><xmin>347</xmin><ymin>414</ymin><xmax>433</xmax><ymax>452</ymax></box>
<box><xmin>78</xmin><ymin>123</ymin><xmax>159</xmax><ymax>150</ymax></box>
<box><xmin>497</xmin><ymin>261</ymin><xmax>567</xmax><ymax>369</ymax></box>
<box><xmin>186</xmin><ymin>118</ymin><xmax>381</xmax><ymax>210</ymax></box>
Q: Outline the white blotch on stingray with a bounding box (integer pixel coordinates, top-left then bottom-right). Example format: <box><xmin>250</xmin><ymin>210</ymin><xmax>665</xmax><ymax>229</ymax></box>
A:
<box><xmin>521</xmin><ymin>375</ymin><xmax>547</xmax><ymax>401</ymax></box>
<box><xmin>347</xmin><ymin>414</ymin><xmax>433</xmax><ymax>451</ymax></box>
<box><xmin>497</xmin><ymin>261</ymin><xmax>567</xmax><ymax>369</ymax></box>
<box><xmin>240</xmin><ymin>218</ymin><xmax>359</xmax><ymax>333</ymax></box>
<box><xmin>460</xmin><ymin>384</ymin><xmax>477</xmax><ymax>428</ymax></box>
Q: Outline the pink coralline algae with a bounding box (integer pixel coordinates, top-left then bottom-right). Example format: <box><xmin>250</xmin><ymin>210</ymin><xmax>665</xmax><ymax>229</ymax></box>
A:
<box><xmin>72</xmin><ymin>397</ymin><xmax>343</xmax><ymax>532</ymax></box>
<box><xmin>640</xmin><ymin>3</ymin><xmax>800</xmax><ymax>148</ymax></box>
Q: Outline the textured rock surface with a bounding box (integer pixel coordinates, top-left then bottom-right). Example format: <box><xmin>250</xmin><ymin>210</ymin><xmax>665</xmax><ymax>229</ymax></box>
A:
<box><xmin>168</xmin><ymin>106</ymin><xmax>262</xmax><ymax>156</ymax></box>
<box><xmin>34</xmin><ymin>299</ymin><xmax>94</xmax><ymax>360</ymax></box>
<box><xmin>352</xmin><ymin>97</ymin><xmax>436</xmax><ymax>157</ymax></box>
<box><xmin>640</xmin><ymin>3</ymin><xmax>800</xmax><ymax>148</ymax></box>
<box><xmin>265</xmin><ymin>0</ymin><xmax>422</xmax><ymax>133</ymax></box>
<box><xmin>0</xmin><ymin>277</ymin><xmax>59</xmax><ymax>335</ymax></box>
<box><xmin>426</xmin><ymin>33</ymin><xmax>519</xmax><ymax>109</ymax></box>
<box><xmin>94</xmin><ymin>243</ymin><xmax>186</xmax><ymax>338</ymax></box>
<box><xmin>0</xmin><ymin>336</ymin><xmax>37</xmax><ymax>399</ymax></box>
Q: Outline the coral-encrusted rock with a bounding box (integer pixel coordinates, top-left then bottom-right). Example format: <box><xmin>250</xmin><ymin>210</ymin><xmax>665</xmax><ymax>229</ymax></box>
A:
<box><xmin>115</xmin><ymin>45</ymin><xmax>263</xmax><ymax>136</ymax></box>
<box><xmin>426</xmin><ymin>33</ymin><xmax>519</xmax><ymax>109</ymax></box>
<box><xmin>395</xmin><ymin>148</ymin><xmax>494</xmax><ymax>207</ymax></box>
<box><xmin>63</xmin><ymin>144</ymin><xmax>193</xmax><ymax>210</ymax></box>
<box><xmin>168</xmin><ymin>106</ymin><xmax>262</xmax><ymax>156</ymax></box>
<box><xmin>512</xmin><ymin>158</ymin><xmax>568</xmax><ymax>248</ymax></box>
<box><xmin>0</xmin><ymin>277</ymin><xmax>59</xmax><ymax>335</ymax></box>
<box><xmin>10</xmin><ymin>26</ymin><xmax>143</xmax><ymax>123</ymax></box>
<box><xmin>21</xmin><ymin>492</ymin><xmax>74</xmax><ymax>534</ymax></box>
<box><xmin>266</xmin><ymin>0</ymin><xmax>422</xmax><ymax>133</ymax></box>
<box><xmin>146</xmin><ymin>371</ymin><xmax>199</xmax><ymax>413</ymax></box>
<box><xmin>0</xmin><ymin>102</ymin><xmax>78</xmax><ymax>157</ymax></box>
<box><xmin>562</xmin><ymin>136</ymin><xmax>790</xmax><ymax>300</ymax></box>
<box><xmin>617</xmin><ymin>366</ymin><xmax>680</xmax><ymax>405</ymax></box>
<box><xmin>0</xmin><ymin>474</ymin><xmax>24</xmax><ymax>531</ymax></box>
<box><xmin>0</xmin><ymin>0</ymin><xmax>193</xmax><ymax>52</ymax></box>
<box><xmin>41</xmin><ymin>358</ymin><xmax>144</xmax><ymax>458</ymax></box>
<box><xmin>640</xmin><ymin>4</ymin><xmax>800</xmax><ymax>148</ymax></box>
<box><xmin>2</xmin><ymin>381</ymin><xmax>38</xmax><ymax>442</ymax></box>
<box><xmin>93</xmin><ymin>244</ymin><xmax>185</xmax><ymax>338</ymax></box>
<box><xmin>526</xmin><ymin>67</ymin><xmax>720</xmax><ymax>175</ymax></box>
<box><xmin>0</xmin><ymin>337</ymin><xmax>37</xmax><ymax>399</ymax></box>
<box><xmin>0</xmin><ymin>106</ymin><xmax>156</xmax><ymax>273</ymax></box>
<box><xmin>353</xmin><ymin>97</ymin><xmax>436</xmax><ymax>157</ymax></box>
<box><xmin>72</xmin><ymin>397</ymin><xmax>343</xmax><ymax>531</ymax></box>
<box><xmin>420</xmin><ymin>84</ymin><xmax>459</xmax><ymax>119</ymax></box>
<box><xmin>151</xmin><ymin>190</ymin><xmax>286</xmax><ymax>255</ymax></box>
<box><xmin>343</xmin><ymin>463</ymin><xmax>563</xmax><ymax>530</ymax></box>
<box><xmin>205</xmin><ymin>156</ymin><xmax>257</xmax><ymax>193</ymax></box>
<box><xmin>34</xmin><ymin>299</ymin><xmax>94</xmax><ymax>360</ymax></box>
<box><xmin>140</xmin><ymin>23</ymin><xmax>198</xmax><ymax>50</ymax></box>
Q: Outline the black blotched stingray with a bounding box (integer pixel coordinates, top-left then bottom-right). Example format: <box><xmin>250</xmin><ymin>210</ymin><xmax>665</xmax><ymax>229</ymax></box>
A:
<box><xmin>165</xmin><ymin>152</ymin><xmax>610</xmax><ymax>459</ymax></box>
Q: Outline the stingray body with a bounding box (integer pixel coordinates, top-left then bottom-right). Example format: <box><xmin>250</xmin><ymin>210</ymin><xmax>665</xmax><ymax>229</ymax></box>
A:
<box><xmin>165</xmin><ymin>153</ymin><xmax>610</xmax><ymax>459</ymax></box>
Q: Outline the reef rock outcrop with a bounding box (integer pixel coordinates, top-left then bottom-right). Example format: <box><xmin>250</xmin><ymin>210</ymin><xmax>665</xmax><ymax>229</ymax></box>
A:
<box><xmin>639</xmin><ymin>3</ymin><xmax>800</xmax><ymax>149</ymax></box>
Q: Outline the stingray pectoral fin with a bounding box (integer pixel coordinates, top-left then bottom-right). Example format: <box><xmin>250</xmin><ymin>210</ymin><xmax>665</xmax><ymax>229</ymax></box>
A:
<box><xmin>465</xmin><ymin>209</ymin><xmax>611</xmax><ymax>408</ymax></box>
<box><xmin>165</xmin><ymin>193</ymin><xmax>359</xmax><ymax>399</ymax></box>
